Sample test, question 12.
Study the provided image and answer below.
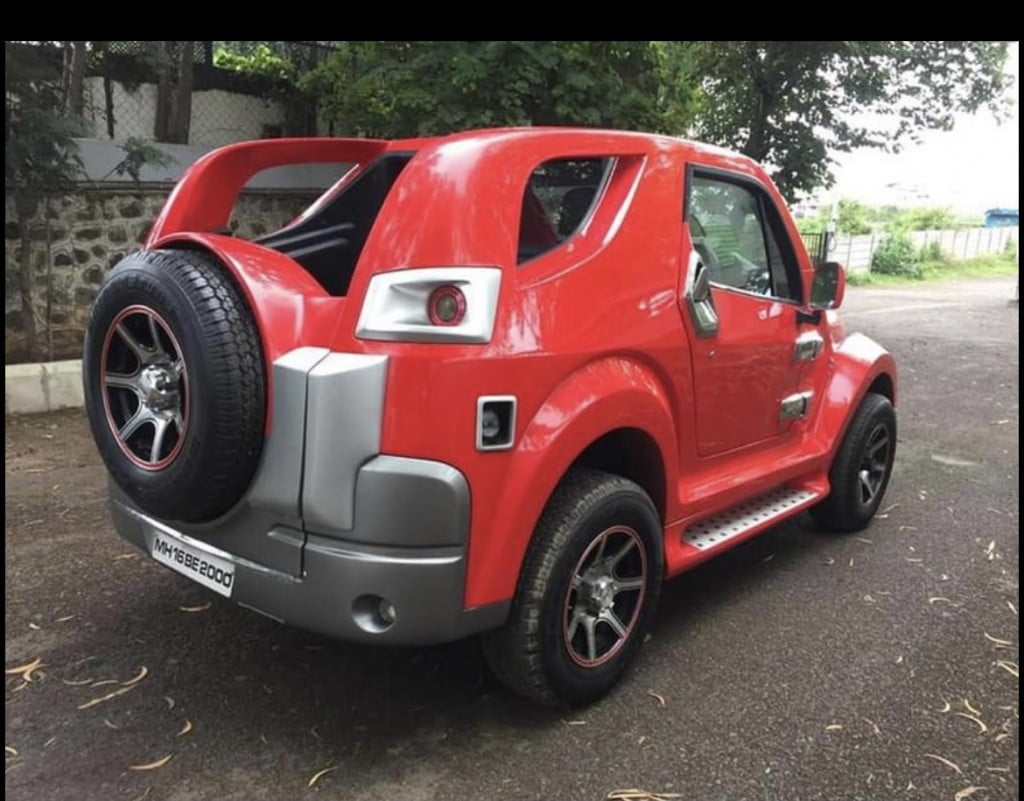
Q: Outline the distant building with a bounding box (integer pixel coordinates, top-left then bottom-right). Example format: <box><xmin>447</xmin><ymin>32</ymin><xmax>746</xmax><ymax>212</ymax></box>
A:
<box><xmin>985</xmin><ymin>208</ymin><xmax>1019</xmax><ymax>228</ymax></box>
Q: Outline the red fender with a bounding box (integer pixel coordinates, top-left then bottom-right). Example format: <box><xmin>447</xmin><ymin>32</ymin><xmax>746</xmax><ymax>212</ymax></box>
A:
<box><xmin>464</xmin><ymin>356</ymin><xmax>679</xmax><ymax>608</ymax></box>
<box><xmin>816</xmin><ymin>328</ymin><xmax>898</xmax><ymax>460</ymax></box>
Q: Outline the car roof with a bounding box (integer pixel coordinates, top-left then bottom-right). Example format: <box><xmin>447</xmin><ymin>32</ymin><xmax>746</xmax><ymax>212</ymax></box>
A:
<box><xmin>387</xmin><ymin>126</ymin><xmax>757</xmax><ymax>168</ymax></box>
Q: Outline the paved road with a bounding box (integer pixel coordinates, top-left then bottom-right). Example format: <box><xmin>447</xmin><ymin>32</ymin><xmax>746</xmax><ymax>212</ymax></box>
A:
<box><xmin>5</xmin><ymin>277</ymin><xmax>1019</xmax><ymax>801</ymax></box>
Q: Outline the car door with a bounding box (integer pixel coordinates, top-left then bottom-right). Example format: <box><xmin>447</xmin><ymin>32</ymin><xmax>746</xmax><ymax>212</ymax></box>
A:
<box><xmin>680</xmin><ymin>167</ymin><xmax>808</xmax><ymax>457</ymax></box>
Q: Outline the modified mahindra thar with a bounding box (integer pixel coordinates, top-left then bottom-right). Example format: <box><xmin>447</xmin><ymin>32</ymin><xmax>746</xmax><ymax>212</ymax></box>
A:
<box><xmin>83</xmin><ymin>128</ymin><xmax>897</xmax><ymax>705</ymax></box>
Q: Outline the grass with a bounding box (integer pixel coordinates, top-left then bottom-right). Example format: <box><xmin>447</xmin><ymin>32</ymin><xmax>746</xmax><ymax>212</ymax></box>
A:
<box><xmin>846</xmin><ymin>253</ymin><xmax>1019</xmax><ymax>286</ymax></box>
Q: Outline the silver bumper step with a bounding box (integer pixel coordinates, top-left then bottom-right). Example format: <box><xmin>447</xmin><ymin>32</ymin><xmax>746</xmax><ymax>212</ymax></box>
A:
<box><xmin>683</xmin><ymin>486</ymin><xmax>821</xmax><ymax>551</ymax></box>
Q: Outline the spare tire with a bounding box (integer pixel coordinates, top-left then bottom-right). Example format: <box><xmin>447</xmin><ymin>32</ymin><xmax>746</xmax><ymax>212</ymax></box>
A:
<box><xmin>83</xmin><ymin>249</ymin><xmax>266</xmax><ymax>522</ymax></box>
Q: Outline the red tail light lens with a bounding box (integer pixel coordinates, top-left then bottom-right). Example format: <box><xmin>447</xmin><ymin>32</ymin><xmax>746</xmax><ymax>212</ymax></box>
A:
<box><xmin>428</xmin><ymin>285</ymin><xmax>467</xmax><ymax>326</ymax></box>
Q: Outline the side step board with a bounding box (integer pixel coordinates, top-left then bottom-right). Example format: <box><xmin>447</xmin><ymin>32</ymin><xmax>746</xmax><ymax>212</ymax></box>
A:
<box><xmin>682</xmin><ymin>486</ymin><xmax>822</xmax><ymax>551</ymax></box>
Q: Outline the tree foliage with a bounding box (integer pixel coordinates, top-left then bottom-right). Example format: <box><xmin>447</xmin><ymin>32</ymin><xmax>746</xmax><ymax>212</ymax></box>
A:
<box><xmin>303</xmin><ymin>41</ymin><xmax>698</xmax><ymax>138</ymax></box>
<box><xmin>688</xmin><ymin>41</ymin><xmax>1013</xmax><ymax>200</ymax></box>
<box><xmin>798</xmin><ymin>199</ymin><xmax>981</xmax><ymax>235</ymax></box>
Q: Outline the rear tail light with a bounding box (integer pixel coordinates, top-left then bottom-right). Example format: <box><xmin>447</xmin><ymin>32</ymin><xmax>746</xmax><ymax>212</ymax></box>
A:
<box><xmin>427</xmin><ymin>285</ymin><xmax>467</xmax><ymax>326</ymax></box>
<box><xmin>356</xmin><ymin>267</ymin><xmax>501</xmax><ymax>343</ymax></box>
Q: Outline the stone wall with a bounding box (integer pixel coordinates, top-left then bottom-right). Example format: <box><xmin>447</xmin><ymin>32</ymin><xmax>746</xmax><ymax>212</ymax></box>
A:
<box><xmin>4</xmin><ymin>187</ymin><xmax>320</xmax><ymax>364</ymax></box>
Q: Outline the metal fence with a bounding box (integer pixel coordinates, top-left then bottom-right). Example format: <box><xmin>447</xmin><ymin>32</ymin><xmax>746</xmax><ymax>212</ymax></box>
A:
<box><xmin>80</xmin><ymin>41</ymin><xmax>340</xmax><ymax>149</ymax></box>
<box><xmin>828</xmin><ymin>226</ymin><xmax>1019</xmax><ymax>271</ymax></box>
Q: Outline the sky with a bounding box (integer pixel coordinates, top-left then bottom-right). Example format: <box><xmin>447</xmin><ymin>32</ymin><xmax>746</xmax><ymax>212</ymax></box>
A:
<box><xmin>826</xmin><ymin>42</ymin><xmax>1020</xmax><ymax>215</ymax></box>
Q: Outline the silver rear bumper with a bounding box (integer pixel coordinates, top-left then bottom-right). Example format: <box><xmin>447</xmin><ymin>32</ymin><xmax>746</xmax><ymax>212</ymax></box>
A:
<box><xmin>106</xmin><ymin>347</ymin><xmax>509</xmax><ymax>644</ymax></box>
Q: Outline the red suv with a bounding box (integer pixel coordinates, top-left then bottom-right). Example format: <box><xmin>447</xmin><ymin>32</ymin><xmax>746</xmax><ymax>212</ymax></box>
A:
<box><xmin>83</xmin><ymin>128</ymin><xmax>897</xmax><ymax>705</ymax></box>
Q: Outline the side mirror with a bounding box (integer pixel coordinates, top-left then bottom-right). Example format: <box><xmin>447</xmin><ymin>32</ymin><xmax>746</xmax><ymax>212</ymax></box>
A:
<box><xmin>809</xmin><ymin>261</ymin><xmax>846</xmax><ymax>310</ymax></box>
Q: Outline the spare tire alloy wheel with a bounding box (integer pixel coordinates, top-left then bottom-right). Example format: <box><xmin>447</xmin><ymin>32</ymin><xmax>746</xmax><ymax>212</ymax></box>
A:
<box><xmin>83</xmin><ymin>249</ymin><xmax>266</xmax><ymax>523</ymax></box>
<box><xmin>101</xmin><ymin>305</ymin><xmax>188</xmax><ymax>469</ymax></box>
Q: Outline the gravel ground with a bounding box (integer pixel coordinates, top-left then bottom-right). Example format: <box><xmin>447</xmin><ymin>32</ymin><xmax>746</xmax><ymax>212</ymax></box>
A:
<box><xmin>5</xmin><ymin>276</ymin><xmax>1019</xmax><ymax>801</ymax></box>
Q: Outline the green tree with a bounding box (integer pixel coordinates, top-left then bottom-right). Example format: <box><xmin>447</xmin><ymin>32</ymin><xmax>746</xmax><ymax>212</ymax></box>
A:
<box><xmin>303</xmin><ymin>41</ymin><xmax>698</xmax><ymax>138</ymax></box>
<box><xmin>688</xmin><ymin>41</ymin><xmax>1013</xmax><ymax>201</ymax></box>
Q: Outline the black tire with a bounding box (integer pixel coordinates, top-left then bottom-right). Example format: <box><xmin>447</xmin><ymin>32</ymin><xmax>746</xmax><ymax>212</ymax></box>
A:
<box><xmin>82</xmin><ymin>249</ymin><xmax>265</xmax><ymax>522</ymax></box>
<box><xmin>482</xmin><ymin>468</ymin><xmax>663</xmax><ymax>706</ymax></box>
<box><xmin>810</xmin><ymin>392</ymin><xmax>896</xmax><ymax>533</ymax></box>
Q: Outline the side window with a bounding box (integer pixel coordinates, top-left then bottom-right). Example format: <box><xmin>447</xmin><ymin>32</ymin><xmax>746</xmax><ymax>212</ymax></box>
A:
<box><xmin>687</xmin><ymin>173</ymin><xmax>796</xmax><ymax>300</ymax></box>
<box><xmin>517</xmin><ymin>157</ymin><xmax>611</xmax><ymax>264</ymax></box>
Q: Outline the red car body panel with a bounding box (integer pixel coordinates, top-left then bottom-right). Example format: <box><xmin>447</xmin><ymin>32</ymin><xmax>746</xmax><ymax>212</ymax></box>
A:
<box><xmin>148</xmin><ymin>128</ymin><xmax>896</xmax><ymax>613</ymax></box>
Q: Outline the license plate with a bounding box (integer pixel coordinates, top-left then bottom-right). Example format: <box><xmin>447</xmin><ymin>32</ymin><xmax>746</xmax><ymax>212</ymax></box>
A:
<box><xmin>151</xmin><ymin>532</ymin><xmax>235</xmax><ymax>597</ymax></box>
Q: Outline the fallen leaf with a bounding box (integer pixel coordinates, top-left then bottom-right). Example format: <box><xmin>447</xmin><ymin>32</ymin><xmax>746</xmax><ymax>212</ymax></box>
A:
<box><xmin>995</xmin><ymin>660</ymin><xmax>1018</xmax><ymax>678</ymax></box>
<box><xmin>637</xmin><ymin>736</ymin><xmax>646</xmax><ymax>746</ymax></box>
<box><xmin>61</xmin><ymin>678</ymin><xmax>94</xmax><ymax>686</ymax></box>
<box><xmin>647</xmin><ymin>691</ymin><xmax>666</xmax><ymax>707</ymax></box>
<box><xmin>133</xmin><ymin>788</ymin><xmax>152</xmax><ymax>801</ymax></box>
<box><xmin>163</xmin><ymin>696</ymin><xmax>175</xmax><ymax>710</ymax></box>
<box><xmin>905</xmin><ymin>558</ymin><xmax>923</xmax><ymax>563</ymax></box>
<box><xmin>954</xmin><ymin>712</ymin><xmax>989</xmax><ymax>733</ymax></box>
<box><xmin>855</xmin><ymin>537</ymin><xmax>874</xmax><ymax>544</ymax></box>
<box><xmin>954</xmin><ymin>787</ymin><xmax>986</xmax><ymax>801</ymax></box>
<box><xmin>90</xmin><ymin>680</ymin><xmax>119</xmax><ymax>687</ymax></box>
<box><xmin>112</xmin><ymin>553</ymin><xmax>138</xmax><ymax>561</ymax></box>
<box><xmin>129</xmin><ymin>754</ymin><xmax>172</xmax><ymax>771</ymax></box>
<box><xmin>923</xmin><ymin>753</ymin><xmax>962</xmax><ymax>775</ymax></box>
<box><xmin>179</xmin><ymin>602</ymin><xmax>212</xmax><ymax>613</ymax></box>
<box><xmin>77</xmin><ymin>683</ymin><xmax>138</xmax><ymax>709</ymax></box>
<box><xmin>28</xmin><ymin>623</ymin><xmax>40</xmax><ymax>630</ymax></box>
<box><xmin>984</xmin><ymin>633</ymin><xmax>1012</xmax><ymax>646</ymax></box>
<box><xmin>881</xmin><ymin>503</ymin><xmax>900</xmax><ymax>514</ymax></box>
<box><xmin>43</xmin><ymin>737</ymin><xmax>56</xmax><ymax>748</ymax></box>
<box><xmin>985</xmin><ymin>767</ymin><xmax>1010</xmax><ymax>773</ymax></box>
<box><xmin>825</xmin><ymin>724</ymin><xmax>843</xmax><ymax>731</ymax></box>
<box><xmin>607</xmin><ymin>791</ymin><xmax>682</xmax><ymax>801</ymax></box>
<box><xmin>823</xmin><ymin>557</ymin><xmax>835</xmax><ymax>565</ymax></box>
<box><xmin>566</xmin><ymin>720</ymin><xmax>587</xmax><ymax>725</ymax></box>
<box><xmin>1009</xmin><ymin>601</ymin><xmax>1017</xmax><ymax>616</ymax></box>
<box><xmin>5</xmin><ymin>746</ymin><xmax>17</xmax><ymax>757</ymax></box>
<box><xmin>929</xmin><ymin>597</ymin><xmax>959</xmax><ymax>606</ymax></box>
<box><xmin>964</xmin><ymin>698</ymin><xmax>982</xmax><ymax>716</ymax></box>
<box><xmin>761</xmin><ymin>554</ymin><xmax>775</xmax><ymax>563</ymax></box>
<box><xmin>177</xmin><ymin>719</ymin><xmax>192</xmax><ymax>737</ymax></box>
<box><xmin>938</xmin><ymin>699</ymin><xmax>952</xmax><ymax>713</ymax></box>
<box><xmin>895</xmin><ymin>655</ymin><xmax>904</xmax><ymax>664</ymax></box>
<box><xmin>899</xmin><ymin>525</ymin><xmax>918</xmax><ymax>531</ymax></box>
<box><xmin>103</xmin><ymin>718</ymin><xmax>120</xmax><ymax>730</ymax></box>
<box><xmin>121</xmin><ymin>666</ymin><xmax>148</xmax><ymax>686</ymax></box>
<box><xmin>54</xmin><ymin>615</ymin><xmax>76</xmax><ymax>623</ymax></box>
<box><xmin>863</xmin><ymin>717</ymin><xmax>881</xmax><ymax>735</ymax></box>
<box><xmin>308</xmin><ymin>765</ymin><xmax>338</xmax><ymax>788</ymax></box>
<box><xmin>5</xmin><ymin>657</ymin><xmax>43</xmax><ymax>682</ymax></box>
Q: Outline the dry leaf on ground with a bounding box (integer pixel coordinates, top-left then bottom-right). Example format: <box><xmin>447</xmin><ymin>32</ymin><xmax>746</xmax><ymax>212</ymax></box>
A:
<box><xmin>923</xmin><ymin>753</ymin><xmax>962</xmax><ymax>775</ymax></box>
<box><xmin>5</xmin><ymin>658</ymin><xmax>43</xmax><ymax>682</ymax></box>
<box><xmin>308</xmin><ymin>765</ymin><xmax>338</xmax><ymax>788</ymax></box>
<box><xmin>129</xmin><ymin>754</ymin><xmax>172</xmax><ymax>771</ymax></box>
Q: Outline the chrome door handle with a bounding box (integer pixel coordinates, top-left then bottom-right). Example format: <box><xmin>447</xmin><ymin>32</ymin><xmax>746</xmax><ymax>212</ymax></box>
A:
<box><xmin>794</xmin><ymin>330</ymin><xmax>824</xmax><ymax>362</ymax></box>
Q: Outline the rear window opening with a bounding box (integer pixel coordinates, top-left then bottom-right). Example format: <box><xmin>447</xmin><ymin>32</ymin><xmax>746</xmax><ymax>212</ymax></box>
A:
<box><xmin>254</xmin><ymin>153</ymin><xmax>414</xmax><ymax>296</ymax></box>
<box><xmin>518</xmin><ymin>157</ymin><xmax>612</xmax><ymax>264</ymax></box>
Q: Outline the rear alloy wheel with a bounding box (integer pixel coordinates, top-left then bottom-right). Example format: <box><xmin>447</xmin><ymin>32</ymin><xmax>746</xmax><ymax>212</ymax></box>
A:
<box><xmin>483</xmin><ymin>468</ymin><xmax>662</xmax><ymax>706</ymax></box>
<box><xmin>83</xmin><ymin>249</ymin><xmax>266</xmax><ymax>523</ymax></box>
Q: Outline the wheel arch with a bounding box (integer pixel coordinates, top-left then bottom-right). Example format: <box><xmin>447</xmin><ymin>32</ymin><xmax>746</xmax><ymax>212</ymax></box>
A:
<box><xmin>820</xmin><ymin>332</ymin><xmax>898</xmax><ymax>461</ymax></box>
<box><xmin>464</xmin><ymin>355</ymin><xmax>679</xmax><ymax>608</ymax></box>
